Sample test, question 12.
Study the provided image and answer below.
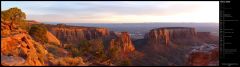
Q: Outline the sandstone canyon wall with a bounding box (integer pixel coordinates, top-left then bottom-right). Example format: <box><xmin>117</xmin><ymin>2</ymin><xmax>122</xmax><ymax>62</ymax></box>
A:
<box><xmin>144</xmin><ymin>27</ymin><xmax>197</xmax><ymax>46</ymax></box>
<box><xmin>133</xmin><ymin>27</ymin><xmax>219</xmax><ymax>66</ymax></box>
<box><xmin>109</xmin><ymin>32</ymin><xmax>135</xmax><ymax>55</ymax></box>
<box><xmin>186</xmin><ymin>44</ymin><xmax>219</xmax><ymax>66</ymax></box>
<box><xmin>45</xmin><ymin>24</ymin><xmax>110</xmax><ymax>45</ymax></box>
<box><xmin>26</xmin><ymin>21</ymin><xmax>61</xmax><ymax>46</ymax></box>
<box><xmin>45</xmin><ymin>31</ymin><xmax>61</xmax><ymax>46</ymax></box>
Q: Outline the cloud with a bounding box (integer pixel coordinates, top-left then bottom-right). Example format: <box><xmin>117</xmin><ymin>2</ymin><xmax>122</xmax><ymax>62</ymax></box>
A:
<box><xmin>1</xmin><ymin>1</ymin><xmax>219</xmax><ymax>23</ymax></box>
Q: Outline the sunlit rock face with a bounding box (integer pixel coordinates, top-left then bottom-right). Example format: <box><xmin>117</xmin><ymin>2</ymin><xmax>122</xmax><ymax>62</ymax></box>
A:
<box><xmin>109</xmin><ymin>32</ymin><xmax>135</xmax><ymax>53</ymax></box>
<box><xmin>144</xmin><ymin>27</ymin><xmax>197</xmax><ymax>47</ymax></box>
<box><xmin>186</xmin><ymin>44</ymin><xmax>219</xmax><ymax>66</ymax></box>
<box><xmin>45</xmin><ymin>24</ymin><xmax>110</xmax><ymax>45</ymax></box>
<box><xmin>1</xmin><ymin>33</ymin><xmax>48</xmax><ymax>66</ymax></box>
<box><xmin>1</xmin><ymin>19</ymin><xmax>28</xmax><ymax>38</ymax></box>
<box><xmin>45</xmin><ymin>31</ymin><xmax>61</xmax><ymax>46</ymax></box>
<box><xmin>1</xmin><ymin>20</ymin><xmax>48</xmax><ymax>66</ymax></box>
<box><xmin>132</xmin><ymin>27</ymin><xmax>216</xmax><ymax>66</ymax></box>
<box><xmin>108</xmin><ymin>32</ymin><xmax>136</xmax><ymax>62</ymax></box>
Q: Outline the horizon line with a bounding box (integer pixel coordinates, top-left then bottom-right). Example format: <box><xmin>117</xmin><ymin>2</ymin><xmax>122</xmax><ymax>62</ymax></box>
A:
<box><xmin>42</xmin><ymin>22</ymin><xmax>219</xmax><ymax>24</ymax></box>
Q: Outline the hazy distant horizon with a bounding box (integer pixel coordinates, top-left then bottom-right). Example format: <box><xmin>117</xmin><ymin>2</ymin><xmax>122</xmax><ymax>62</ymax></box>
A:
<box><xmin>51</xmin><ymin>22</ymin><xmax>219</xmax><ymax>37</ymax></box>
<box><xmin>2</xmin><ymin>1</ymin><xmax>219</xmax><ymax>23</ymax></box>
<box><xmin>43</xmin><ymin>22</ymin><xmax>219</xmax><ymax>24</ymax></box>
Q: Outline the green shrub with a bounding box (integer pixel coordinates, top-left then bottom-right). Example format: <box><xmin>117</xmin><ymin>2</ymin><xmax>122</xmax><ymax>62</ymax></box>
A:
<box><xmin>1</xmin><ymin>7</ymin><xmax>29</xmax><ymax>30</ymax></box>
<box><xmin>78</xmin><ymin>40</ymin><xmax>91</xmax><ymax>53</ymax></box>
<box><xmin>64</xmin><ymin>44</ymin><xmax>82</xmax><ymax>57</ymax></box>
<box><xmin>47</xmin><ymin>44</ymin><xmax>59</xmax><ymax>57</ymax></box>
<box><xmin>29</xmin><ymin>24</ymin><xmax>48</xmax><ymax>43</ymax></box>
<box><xmin>71</xmin><ymin>47</ymin><xmax>82</xmax><ymax>57</ymax></box>
<box><xmin>50</xmin><ymin>57</ymin><xmax>85</xmax><ymax>66</ymax></box>
<box><xmin>64</xmin><ymin>39</ymin><xmax>108</xmax><ymax>61</ymax></box>
<box><xmin>88</xmin><ymin>39</ymin><xmax>107</xmax><ymax>60</ymax></box>
<box><xmin>119</xmin><ymin>59</ymin><xmax>131</xmax><ymax>66</ymax></box>
<box><xmin>109</xmin><ymin>46</ymin><xmax>119</xmax><ymax>60</ymax></box>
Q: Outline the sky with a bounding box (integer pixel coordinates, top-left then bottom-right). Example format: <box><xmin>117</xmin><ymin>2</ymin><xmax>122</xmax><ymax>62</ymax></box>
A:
<box><xmin>1</xmin><ymin>1</ymin><xmax>219</xmax><ymax>23</ymax></box>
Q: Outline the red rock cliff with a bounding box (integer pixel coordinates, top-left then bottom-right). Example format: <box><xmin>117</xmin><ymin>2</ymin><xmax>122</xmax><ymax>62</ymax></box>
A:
<box><xmin>1</xmin><ymin>33</ymin><xmax>48</xmax><ymax>66</ymax></box>
<box><xmin>109</xmin><ymin>32</ymin><xmax>135</xmax><ymax>59</ymax></box>
<box><xmin>45</xmin><ymin>31</ymin><xmax>61</xmax><ymax>45</ymax></box>
<box><xmin>145</xmin><ymin>27</ymin><xmax>197</xmax><ymax>46</ymax></box>
<box><xmin>45</xmin><ymin>24</ymin><xmax>110</xmax><ymax>45</ymax></box>
<box><xmin>186</xmin><ymin>44</ymin><xmax>219</xmax><ymax>66</ymax></box>
<box><xmin>26</xmin><ymin>20</ymin><xmax>61</xmax><ymax>46</ymax></box>
<box><xmin>1</xmin><ymin>20</ymin><xmax>48</xmax><ymax>66</ymax></box>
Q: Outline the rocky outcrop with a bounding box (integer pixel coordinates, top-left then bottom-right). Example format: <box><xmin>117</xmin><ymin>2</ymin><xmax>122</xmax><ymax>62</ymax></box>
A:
<box><xmin>186</xmin><ymin>44</ymin><xmax>219</xmax><ymax>66</ymax></box>
<box><xmin>1</xmin><ymin>8</ymin><xmax>89</xmax><ymax>66</ymax></box>
<box><xmin>46</xmin><ymin>31</ymin><xmax>61</xmax><ymax>46</ymax></box>
<box><xmin>132</xmin><ymin>27</ymin><xmax>208</xmax><ymax>66</ymax></box>
<box><xmin>1</xmin><ymin>19</ymin><xmax>48</xmax><ymax>66</ymax></box>
<box><xmin>1</xmin><ymin>54</ymin><xmax>26</xmax><ymax>66</ymax></box>
<box><xmin>109</xmin><ymin>32</ymin><xmax>135</xmax><ymax>58</ymax></box>
<box><xmin>144</xmin><ymin>27</ymin><xmax>197</xmax><ymax>46</ymax></box>
<box><xmin>1</xmin><ymin>20</ymin><xmax>26</xmax><ymax>37</ymax></box>
<box><xmin>196</xmin><ymin>32</ymin><xmax>218</xmax><ymax>44</ymax></box>
<box><xmin>45</xmin><ymin>24</ymin><xmax>110</xmax><ymax>45</ymax></box>
<box><xmin>26</xmin><ymin>20</ymin><xmax>61</xmax><ymax>46</ymax></box>
<box><xmin>1</xmin><ymin>33</ymin><xmax>48</xmax><ymax>66</ymax></box>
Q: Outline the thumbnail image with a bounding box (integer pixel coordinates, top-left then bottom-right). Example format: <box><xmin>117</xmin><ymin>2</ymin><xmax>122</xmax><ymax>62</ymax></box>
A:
<box><xmin>1</xmin><ymin>1</ymin><xmax>219</xmax><ymax>66</ymax></box>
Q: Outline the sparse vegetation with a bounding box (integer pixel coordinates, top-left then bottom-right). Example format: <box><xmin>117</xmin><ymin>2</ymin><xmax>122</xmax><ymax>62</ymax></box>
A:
<box><xmin>119</xmin><ymin>59</ymin><xmax>132</xmax><ymax>66</ymax></box>
<box><xmin>29</xmin><ymin>24</ymin><xmax>48</xmax><ymax>43</ymax></box>
<box><xmin>64</xmin><ymin>39</ymin><xmax>108</xmax><ymax>62</ymax></box>
<box><xmin>1</xmin><ymin>7</ymin><xmax>29</xmax><ymax>30</ymax></box>
<box><xmin>49</xmin><ymin>57</ymin><xmax>85</xmax><ymax>66</ymax></box>
<box><xmin>47</xmin><ymin>44</ymin><xmax>60</xmax><ymax>57</ymax></box>
<box><xmin>109</xmin><ymin>46</ymin><xmax>120</xmax><ymax>61</ymax></box>
<box><xmin>33</xmin><ymin>41</ymin><xmax>48</xmax><ymax>64</ymax></box>
<box><xmin>88</xmin><ymin>39</ymin><xmax>107</xmax><ymax>61</ymax></box>
<box><xmin>70</xmin><ymin>47</ymin><xmax>82</xmax><ymax>57</ymax></box>
<box><xmin>64</xmin><ymin>44</ymin><xmax>82</xmax><ymax>57</ymax></box>
<box><xmin>78</xmin><ymin>40</ymin><xmax>91</xmax><ymax>55</ymax></box>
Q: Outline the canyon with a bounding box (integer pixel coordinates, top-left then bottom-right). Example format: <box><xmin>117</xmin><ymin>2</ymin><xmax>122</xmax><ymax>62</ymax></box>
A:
<box><xmin>45</xmin><ymin>24</ymin><xmax>109</xmax><ymax>45</ymax></box>
<box><xmin>144</xmin><ymin>27</ymin><xmax>197</xmax><ymax>46</ymax></box>
<box><xmin>132</xmin><ymin>27</ymin><xmax>219</xmax><ymax>66</ymax></box>
<box><xmin>1</xmin><ymin>7</ymin><xmax>219</xmax><ymax>66</ymax></box>
<box><xmin>109</xmin><ymin>32</ymin><xmax>136</xmax><ymax>59</ymax></box>
<box><xmin>1</xmin><ymin>21</ymin><xmax>219</xmax><ymax>66</ymax></box>
<box><xmin>43</xmin><ymin>24</ymin><xmax>219</xmax><ymax>66</ymax></box>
